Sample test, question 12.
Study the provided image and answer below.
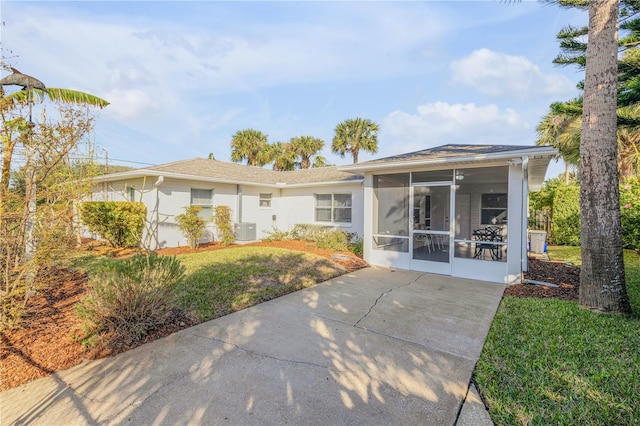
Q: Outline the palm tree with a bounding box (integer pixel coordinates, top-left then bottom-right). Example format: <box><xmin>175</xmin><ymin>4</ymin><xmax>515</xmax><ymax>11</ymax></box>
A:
<box><xmin>537</xmin><ymin>99</ymin><xmax>640</xmax><ymax>181</ymax></box>
<box><xmin>312</xmin><ymin>156</ymin><xmax>328</xmax><ymax>168</ymax></box>
<box><xmin>332</xmin><ymin>118</ymin><xmax>379</xmax><ymax>164</ymax></box>
<box><xmin>270</xmin><ymin>142</ymin><xmax>297</xmax><ymax>171</ymax></box>
<box><xmin>579</xmin><ymin>0</ymin><xmax>631</xmax><ymax>314</ymax></box>
<box><xmin>536</xmin><ymin>102</ymin><xmax>581</xmax><ymax>183</ymax></box>
<box><xmin>230</xmin><ymin>128</ymin><xmax>269</xmax><ymax>166</ymax></box>
<box><xmin>290</xmin><ymin>135</ymin><xmax>325</xmax><ymax>169</ymax></box>
<box><xmin>0</xmin><ymin>85</ymin><xmax>109</xmax><ymax>225</ymax></box>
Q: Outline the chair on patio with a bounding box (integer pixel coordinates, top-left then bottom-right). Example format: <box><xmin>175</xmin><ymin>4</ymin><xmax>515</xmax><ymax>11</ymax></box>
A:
<box><xmin>473</xmin><ymin>227</ymin><xmax>503</xmax><ymax>261</ymax></box>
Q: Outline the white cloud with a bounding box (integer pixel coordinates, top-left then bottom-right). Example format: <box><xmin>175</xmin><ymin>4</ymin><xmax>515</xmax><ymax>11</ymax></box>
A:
<box><xmin>380</xmin><ymin>102</ymin><xmax>531</xmax><ymax>155</ymax></box>
<box><xmin>103</xmin><ymin>89</ymin><xmax>162</xmax><ymax>120</ymax></box>
<box><xmin>450</xmin><ymin>48</ymin><xmax>574</xmax><ymax>99</ymax></box>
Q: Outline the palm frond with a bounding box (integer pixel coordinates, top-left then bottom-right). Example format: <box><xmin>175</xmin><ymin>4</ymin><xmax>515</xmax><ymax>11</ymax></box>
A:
<box><xmin>2</xmin><ymin>88</ymin><xmax>109</xmax><ymax>108</ymax></box>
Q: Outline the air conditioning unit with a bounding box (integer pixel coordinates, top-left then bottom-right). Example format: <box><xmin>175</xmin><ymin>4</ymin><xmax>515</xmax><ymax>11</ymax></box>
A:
<box><xmin>235</xmin><ymin>222</ymin><xmax>256</xmax><ymax>241</ymax></box>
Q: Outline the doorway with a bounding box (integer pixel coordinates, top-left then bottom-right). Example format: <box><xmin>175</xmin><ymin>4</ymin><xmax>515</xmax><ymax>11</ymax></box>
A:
<box><xmin>410</xmin><ymin>183</ymin><xmax>452</xmax><ymax>274</ymax></box>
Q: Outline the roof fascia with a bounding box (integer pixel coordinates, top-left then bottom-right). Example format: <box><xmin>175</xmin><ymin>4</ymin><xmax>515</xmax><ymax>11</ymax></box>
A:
<box><xmin>93</xmin><ymin>170</ymin><xmax>363</xmax><ymax>188</ymax></box>
<box><xmin>338</xmin><ymin>147</ymin><xmax>558</xmax><ymax>172</ymax></box>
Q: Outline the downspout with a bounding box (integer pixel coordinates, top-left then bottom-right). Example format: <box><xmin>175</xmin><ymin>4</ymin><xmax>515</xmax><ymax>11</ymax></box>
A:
<box><xmin>153</xmin><ymin>176</ymin><xmax>164</xmax><ymax>250</ymax></box>
<box><xmin>521</xmin><ymin>157</ymin><xmax>529</xmax><ymax>276</ymax></box>
<box><xmin>237</xmin><ymin>184</ymin><xmax>243</xmax><ymax>223</ymax></box>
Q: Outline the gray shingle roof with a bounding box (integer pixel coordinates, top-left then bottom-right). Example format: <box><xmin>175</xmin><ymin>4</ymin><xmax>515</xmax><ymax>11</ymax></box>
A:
<box><xmin>118</xmin><ymin>158</ymin><xmax>362</xmax><ymax>185</ymax></box>
<box><xmin>356</xmin><ymin>144</ymin><xmax>549</xmax><ymax>166</ymax></box>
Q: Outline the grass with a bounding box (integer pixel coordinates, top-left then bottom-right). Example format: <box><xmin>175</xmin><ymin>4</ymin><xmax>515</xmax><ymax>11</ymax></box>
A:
<box><xmin>546</xmin><ymin>245</ymin><xmax>640</xmax><ymax>312</ymax></box>
<box><xmin>174</xmin><ymin>246</ymin><xmax>345</xmax><ymax>321</ymax></box>
<box><xmin>69</xmin><ymin>246</ymin><xmax>347</xmax><ymax>326</ymax></box>
<box><xmin>475</xmin><ymin>247</ymin><xmax>640</xmax><ymax>425</ymax></box>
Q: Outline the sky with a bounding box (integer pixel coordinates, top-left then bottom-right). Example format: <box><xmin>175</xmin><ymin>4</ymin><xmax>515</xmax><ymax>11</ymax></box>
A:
<box><xmin>1</xmin><ymin>1</ymin><xmax>586</xmax><ymax>178</ymax></box>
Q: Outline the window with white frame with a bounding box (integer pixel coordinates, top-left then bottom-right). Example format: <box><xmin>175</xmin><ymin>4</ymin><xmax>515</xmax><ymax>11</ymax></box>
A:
<box><xmin>191</xmin><ymin>188</ymin><xmax>213</xmax><ymax>220</ymax></box>
<box><xmin>259</xmin><ymin>193</ymin><xmax>272</xmax><ymax>208</ymax></box>
<box><xmin>481</xmin><ymin>193</ymin><xmax>507</xmax><ymax>225</ymax></box>
<box><xmin>315</xmin><ymin>193</ymin><xmax>352</xmax><ymax>223</ymax></box>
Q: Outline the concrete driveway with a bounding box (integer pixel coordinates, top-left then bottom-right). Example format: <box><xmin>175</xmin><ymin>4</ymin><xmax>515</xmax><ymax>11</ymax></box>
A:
<box><xmin>2</xmin><ymin>267</ymin><xmax>504</xmax><ymax>425</ymax></box>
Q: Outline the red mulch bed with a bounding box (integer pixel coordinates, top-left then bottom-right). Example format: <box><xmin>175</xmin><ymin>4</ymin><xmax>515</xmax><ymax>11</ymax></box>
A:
<box><xmin>507</xmin><ymin>258</ymin><xmax>580</xmax><ymax>301</ymax></box>
<box><xmin>0</xmin><ymin>240</ymin><xmax>366</xmax><ymax>391</ymax></box>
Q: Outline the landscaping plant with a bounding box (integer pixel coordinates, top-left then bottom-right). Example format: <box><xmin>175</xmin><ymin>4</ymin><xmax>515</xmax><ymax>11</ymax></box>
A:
<box><xmin>213</xmin><ymin>205</ymin><xmax>235</xmax><ymax>246</ymax></box>
<box><xmin>175</xmin><ymin>206</ymin><xmax>207</xmax><ymax>249</ymax></box>
<box><xmin>80</xmin><ymin>201</ymin><xmax>146</xmax><ymax>248</ymax></box>
<box><xmin>76</xmin><ymin>253</ymin><xmax>186</xmax><ymax>345</ymax></box>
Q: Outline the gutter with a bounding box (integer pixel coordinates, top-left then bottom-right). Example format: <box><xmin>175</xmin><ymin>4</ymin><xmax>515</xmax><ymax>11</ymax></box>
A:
<box><xmin>93</xmin><ymin>170</ymin><xmax>363</xmax><ymax>189</ymax></box>
<box><xmin>337</xmin><ymin>147</ymin><xmax>558</xmax><ymax>173</ymax></box>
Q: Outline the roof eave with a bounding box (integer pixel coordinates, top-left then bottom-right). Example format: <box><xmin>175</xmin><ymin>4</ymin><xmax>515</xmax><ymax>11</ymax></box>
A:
<box><xmin>93</xmin><ymin>170</ymin><xmax>363</xmax><ymax>188</ymax></box>
<box><xmin>338</xmin><ymin>147</ymin><xmax>558</xmax><ymax>173</ymax></box>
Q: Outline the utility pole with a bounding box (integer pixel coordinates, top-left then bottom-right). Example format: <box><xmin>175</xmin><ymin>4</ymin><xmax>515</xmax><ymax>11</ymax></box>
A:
<box><xmin>102</xmin><ymin>147</ymin><xmax>109</xmax><ymax>174</ymax></box>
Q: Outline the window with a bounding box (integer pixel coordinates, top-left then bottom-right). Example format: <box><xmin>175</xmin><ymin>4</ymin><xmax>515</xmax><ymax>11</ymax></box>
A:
<box><xmin>191</xmin><ymin>188</ymin><xmax>213</xmax><ymax>220</ymax></box>
<box><xmin>259</xmin><ymin>193</ymin><xmax>272</xmax><ymax>208</ymax></box>
<box><xmin>481</xmin><ymin>193</ymin><xmax>507</xmax><ymax>225</ymax></box>
<box><xmin>315</xmin><ymin>193</ymin><xmax>352</xmax><ymax>223</ymax></box>
<box><xmin>127</xmin><ymin>187</ymin><xmax>136</xmax><ymax>202</ymax></box>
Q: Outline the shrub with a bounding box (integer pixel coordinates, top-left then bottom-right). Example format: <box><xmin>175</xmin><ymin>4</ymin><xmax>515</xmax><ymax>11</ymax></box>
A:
<box><xmin>291</xmin><ymin>224</ymin><xmax>360</xmax><ymax>253</ymax></box>
<box><xmin>213</xmin><ymin>205</ymin><xmax>235</xmax><ymax>246</ymax></box>
<box><xmin>621</xmin><ymin>176</ymin><xmax>640</xmax><ymax>249</ymax></box>
<box><xmin>80</xmin><ymin>201</ymin><xmax>146</xmax><ymax>248</ymax></box>
<box><xmin>549</xmin><ymin>179</ymin><xmax>640</xmax><ymax>248</ymax></box>
<box><xmin>552</xmin><ymin>185</ymin><xmax>581</xmax><ymax>246</ymax></box>
<box><xmin>262</xmin><ymin>226</ymin><xmax>293</xmax><ymax>242</ymax></box>
<box><xmin>350</xmin><ymin>236</ymin><xmax>364</xmax><ymax>257</ymax></box>
<box><xmin>175</xmin><ymin>206</ymin><xmax>207</xmax><ymax>249</ymax></box>
<box><xmin>75</xmin><ymin>253</ymin><xmax>186</xmax><ymax>345</ymax></box>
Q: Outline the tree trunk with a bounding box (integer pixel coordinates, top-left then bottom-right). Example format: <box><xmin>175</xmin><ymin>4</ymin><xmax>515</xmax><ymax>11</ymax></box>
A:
<box><xmin>0</xmin><ymin>139</ymin><xmax>17</xmax><ymax>226</ymax></box>
<box><xmin>579</xmin><ymin>0</ymin><xmax>631</xmax><ymax>314</ymax></box>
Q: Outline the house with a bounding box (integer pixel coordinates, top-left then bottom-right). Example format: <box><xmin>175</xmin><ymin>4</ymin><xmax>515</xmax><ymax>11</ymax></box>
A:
<box><xmin>91</xmin><ymin>144</ymin><xmax>557</xmax><ymax>284</ymax></box>
<box><xmin>90</xmin><ymin>158</ymin><xmax>365</xmax><ymax>248</ymax></box>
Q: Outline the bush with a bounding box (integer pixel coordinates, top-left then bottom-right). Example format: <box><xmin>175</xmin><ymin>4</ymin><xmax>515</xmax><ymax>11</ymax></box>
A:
<box><xmin>76</xmin><ymin>253</ymin><xmax>186</xmax><ymax>345</ymax></box>
<box><xmin>175</xmin><ymin>206</ymin><xmax>207</xmax><ymax>249</ymax></box>
<box><xmin>80</xmin><ymin>201</ymin><xmax>146</xmax><ymax>248</ymax></box>
<box><xmin>292</xmin><ymin>224</ymin><xmax>360</xmax><ymax>253</ymax></box>
<box><xmin>213</xmin><ymin>205</ymin><xmax>235</xmax><ymax>246</ymax></box>
<box><xmin>549</xmin><ymin>179</ymin><xmax>640</xmax><ymax>248</ymax></box>
<box><xmin>262</xmin><ymin>226</ymin><xmax>294</xmax><ymax>242</ymax></box>
<box><xmin>552</xmin><ymin>185</ymin><xmax>581</xmax><ymax>246</ymax></box>
<box><xmin>621</xmin><ymin>177</ymin><xmax>640</xmax><ymax>249</ymax></box>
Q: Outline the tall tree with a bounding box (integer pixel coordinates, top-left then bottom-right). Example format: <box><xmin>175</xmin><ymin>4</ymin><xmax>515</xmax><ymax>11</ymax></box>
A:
<box><xmin>230</xmin><ymin>128</ymin><xmax>270</xmax><ymax>166</ymax></box>
<box><xmin>1</xmin><ymin>78</ymin><xmax>109</xmax><ymax>226</ymax></box>
<box><xmin>579</xmin><ymin>0</ymin><xmax>631</xmax><ymax>313</ymax></box>
<box><xmin>538</xmin><ymin>0</ymin><xmax>640</xmax><ymax>178</ymax></box>
<box><xmin>331</xmin><ymin>117</ymin><xmax>379</xmax><ymax>164</ymax></box>
<box><xmin>290</xmin><ymin>135</ymin><xmax>326</xmax><ymax>169</ymax></box>
<box><xmin>536</xmin><ymin>101</ymin><xmax>581</xmax><ymax>183</ymax></box>
<box><xmin>270</xmin><ymin>142</ymin><xmax>297</xmax><ymax>171</ymax></box>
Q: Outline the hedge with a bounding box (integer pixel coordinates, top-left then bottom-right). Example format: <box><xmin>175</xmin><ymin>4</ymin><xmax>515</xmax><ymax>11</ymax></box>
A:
<box><xmin>552</xmin><ymin>185</ymin><xmax>581</xmax><ymax>246</ymax></box>
<box><xmin>621</xmin><ymin>177</ymin><xmax>640</xmax><ymax>249</ymax></box>
<box><xmin>80</xmin><ymin>201</ymin><xmax>146</xmax><ymax>248</ymax></box>
<box><xmin>550</xmin><ymin>179</ymin><xmax>640</xmax><ymax>249</ymax></box>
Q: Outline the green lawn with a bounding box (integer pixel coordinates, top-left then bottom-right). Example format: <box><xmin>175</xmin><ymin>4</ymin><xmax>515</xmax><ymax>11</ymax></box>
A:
<box><xmin>174</xmin><ymin>246</ymin><xmax>346</xmax><ymax>321</ymax></box>
<box><xmin>475</xmin><ymin>247</ymin><xmax>640</xmax><ymax>425</ymax></box>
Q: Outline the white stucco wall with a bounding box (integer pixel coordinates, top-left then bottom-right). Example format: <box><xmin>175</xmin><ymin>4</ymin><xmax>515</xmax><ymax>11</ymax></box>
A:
<box><xmin>88</xmin><ymin>177</ymin><xmax>364</xmax><ymax>248</ymax></box>
<box><xmin>279</xmin><ymin>182</ymin><xmax>364</xmax><ymax>238</ymax></box>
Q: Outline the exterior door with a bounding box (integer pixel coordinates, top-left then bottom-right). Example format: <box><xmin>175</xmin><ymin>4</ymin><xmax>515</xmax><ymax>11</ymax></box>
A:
<box><xmin>410</xmin><ymin>184</ymin><xmax>452</xmax><ymax>274</ymax></box>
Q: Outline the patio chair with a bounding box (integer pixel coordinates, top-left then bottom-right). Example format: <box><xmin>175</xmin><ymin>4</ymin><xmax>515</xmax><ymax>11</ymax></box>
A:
<box><xmin>473</xmin><ymin>227</ymin><xmax>503</xmax><ymax>261</ymax></box>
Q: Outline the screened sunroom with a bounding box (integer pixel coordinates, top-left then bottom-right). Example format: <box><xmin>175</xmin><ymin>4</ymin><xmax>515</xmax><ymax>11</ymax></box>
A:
<box><xmin>339</xmin><ymin>145</ymin><xmax>556</xmax><ymax>284</ymax></box>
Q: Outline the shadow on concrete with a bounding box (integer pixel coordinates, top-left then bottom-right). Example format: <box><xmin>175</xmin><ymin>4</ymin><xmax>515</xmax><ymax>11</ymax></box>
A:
<box><xmin>2</xmin><ymin>267</ymin><xmax>504</xmax><ymax>425</ymax></box>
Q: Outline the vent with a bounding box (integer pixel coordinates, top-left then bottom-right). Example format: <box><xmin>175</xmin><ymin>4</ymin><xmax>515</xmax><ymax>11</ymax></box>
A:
<box><xmin>235</xmin><ymin>222</ymin><xmax>256</xmax><ymax>241</ymax></box>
